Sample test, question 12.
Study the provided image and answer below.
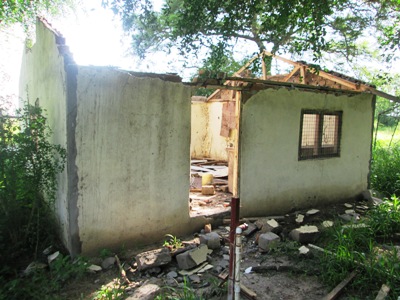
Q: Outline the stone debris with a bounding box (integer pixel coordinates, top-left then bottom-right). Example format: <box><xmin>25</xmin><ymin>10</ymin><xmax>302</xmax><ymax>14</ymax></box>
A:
<box><xmin>178</xmin><ymin>262</ymin><xmax>213</xmax><ymax>275</ymax></box>
<box><xmin>87</xmin><ymin>264</ymin><xmax>102</xmax><ymax>272</ymax></box>
<box><xmin>299</xmin><ymin>245</ymin><xmax>310</xmax><ymax>256</ymax></box>
<box><xmin>101</xmin><ymin>256</ymin><xmax>116</xmax><ymax>269</ymax></box>
<box><xmin>166</xmin><ymin>270</ymin><xmax>178</xmax><ymax>278</ymax></box>
<box><xmin>342</xmin><ymin>223</ymin><xmax>369</xmax><ymax>229</ymax></box>
<box><xmin>126</xmin><ymin>278</ymin><xmax>162</xmax><ymax>300</ymax></box>
<box><xmin>290</xmin><ymin>225</ymin><xmax>320</xmax><ymax>243</ymax></box>
<box><xmin>242</xmin><ymin>223</ymin><xmax>258</xmax><ymax>236</ymax></box>
<box><xmin>24</xmin><ymin>261</ymin><xmax>47</xmax><ymax>275</ymax></box>
<box><xmin>322</xmin><ymin>220</ymin><xmax>334</xmax><ymax>228</ymax></box>
<box><xmin>344</xmin><ymin>203</ymin><xmax>353</xmax><ymax>208</ymax></box>
<box><xmin>261</xmin><ymin>219</ymin><xmax>282</xmax><ymax>234</ymax></box>
<box><xmin>199</xmin><ymin>232</ymin><xmax>221</xmax><ymax>249</ymax></box>
<box><xmin>296</xmin><ymin>214</ymin><xmax>305</xmax><ymax>224</ymax></box>
<box><xmin>258</xmin><ymin>232</ymin><xmax>280</xmax><ymax>252</ymax></box>
<box><xmin>306</xmin><ymin>209</ymin><xmax>320</xmax><ymax>216</ymax></box>
<box><xmin>135</xmin><ymin>248</ymin><xmax>172</xmax><ymax>271</ymax></box>
<box><xmin>47</xmin><ymin>251</ymin><xmax>60</xmax><ymax>264</ymax></box>
<box><xmin>176</xmin><ymin>244</ymin><xmax>208</xmax><ymax>270</ymax></box>
<box><xmin>204</xmin><ymin>223</ymin><xmax>212</xmax><ymax>233</ymax></box>
<box><xmin>340</xmin><ymin>211</ymin><xmax>360</xmax><ymax>222</ymax></box>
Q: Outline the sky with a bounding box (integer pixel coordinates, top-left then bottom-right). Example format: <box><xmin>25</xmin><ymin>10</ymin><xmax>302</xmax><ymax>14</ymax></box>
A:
<box><xmin>50</xmin><ymin>0</ymin><xmax>197</xmax><ymax>79</ymax></box>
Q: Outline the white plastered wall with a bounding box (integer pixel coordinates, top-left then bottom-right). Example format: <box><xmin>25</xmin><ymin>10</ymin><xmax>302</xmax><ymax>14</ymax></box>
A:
<box><xmin>191</xmin><ymin>101</ymin><xmax>230</xmax><ymax>161</ymax></box>
<box><xmin>19</xmin><ymin>21</ymin><xmax>70</xmax><ymax>249</ymax></box>
<box><xmin>75</xmin><ymin>68</ymin><xmax>206</xmax><ymax>254</ymax></box>
<box><xmin>240</xmin><ymin>88</ymin><xmax>374</xmax><ymax>216</ymax></box>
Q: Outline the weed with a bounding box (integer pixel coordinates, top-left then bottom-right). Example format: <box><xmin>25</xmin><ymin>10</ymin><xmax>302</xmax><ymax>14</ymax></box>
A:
<box><xmin>163</xmin><ymin>234</ymin><xmax>183</xmax><ymax>251</ymax></box>
<box><xmin>99</xmin><ymin>248</ymin><xmax>114</xmax><ymax>259</ymax></box>
<box><xmin>371</xmin><ymin>142</ymin><xmax>400</xmax><ymax>197</ymax></box>
<box><xmin>93</xmin><ymin>279</ymin><xmax>125</xmax><ymax>300</ymax></box>
<box><xmin>366</xmin><ymin>195</ymin><xmax>400</xmax><ymax>240</ymax></box>
<box><xmin>156</xmin><ymin>277</ymin><xmax>204</xmax><ymax>300</ymax></box>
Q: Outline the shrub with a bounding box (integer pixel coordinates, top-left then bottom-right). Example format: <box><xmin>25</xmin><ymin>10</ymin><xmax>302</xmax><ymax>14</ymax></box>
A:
<box><xmin>0</xmin><ymin>102</ymin><xmax>66</xmax><ymax>265</ymax></box>
<box><xmin>371</xmin><ymin>142</ymin><xmax>400</xmax><ymax>197</ymax></box>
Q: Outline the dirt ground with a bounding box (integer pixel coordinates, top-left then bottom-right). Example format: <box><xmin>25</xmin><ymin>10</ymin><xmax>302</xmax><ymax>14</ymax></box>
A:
<box><xmin>58</xmin><ymin>199</ymin><xmax>374</xmax><ymax>300</ymax></box>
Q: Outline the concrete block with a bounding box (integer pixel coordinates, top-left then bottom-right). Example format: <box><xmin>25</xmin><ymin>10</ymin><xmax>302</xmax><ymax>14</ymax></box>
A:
<box><xmin>289</xmin><ymin>225</ymin><xmax>320</xmax><ymax>244</ymax></box>
<box><xmin>135</xmin><ymin>248</ymin><xmax>171</xmax><ymax>271</ymax></box>
<box><xmin>261</xmin><ymin>219</ymin><xmax>282</xmax><ymax>234</ymax></box>
<box><xmin>242</xmin><ymin>223</ymin><xmax>258</xmax><ymax>237</ymax></box>
<box><xmin>199</xmin><ymin>232</ymin><xmax>221</xmax><ymax>249</ymax></box>
<box><xmin>176</xmin><ymin>244</ymin><xmax>208</xmax><ymax>270</ymax></box>
<box><xmin>258</xmin><ymin>232</ymin><xmax>280</xmax><ymax>252</ymax></box>
<box><xmin>202</xmin><ymin>185</ymin><xmax>215</xmax><ymax>195</ymax></box>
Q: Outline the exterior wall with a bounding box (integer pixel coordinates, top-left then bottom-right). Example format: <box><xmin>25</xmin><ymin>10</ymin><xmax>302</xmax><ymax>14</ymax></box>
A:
<box><xmin>240</xmin><ymin>88</ymin><xmax>374</xmax><ymax>216</ymax></box>
<box><xmin>75</xmin><ymin>67</ymin><xmax>205</xmax><ymax>254</ymax></box>
<box><xmin>19</xmin><ymin>21</ymin><xmax>71</xmax><ymax>250</ymax></box>
<box><xmin>191</xmin><ymin>102</ymin><xmax>230</xmax><ymax>161</ymax></box>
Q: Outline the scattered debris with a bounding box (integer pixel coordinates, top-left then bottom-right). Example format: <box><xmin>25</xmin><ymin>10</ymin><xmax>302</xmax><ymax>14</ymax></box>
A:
<box><xmin>375</xmin><ymin>283</ymin><xmax>390</xmax><ymax>300</ymax></box>
<box><xmin>87</xmin><ymin>264</ymin><xmax>102</xmax><ymax>273</ymax></box>
<box><xmin>125</xmin><ymin>278</ymin><xmax>162</xmax><ymax>300</ymax></box>
<box><xmin>199</xmin><ymin>232</ymin><xmax>221</xmax><ymax>249</ymax></box>
<box><xmin>306</xmin><ymin>209</ymin><xmax>320</xmax><ymax>216</ymax></box>
<box><xmin>344</xmin><ymin>203</ymin><xmax>353</xmax><ymax>208</ymax></box>
<box><xmin>101</xmin><ymin>256</ymin><xmax>116</xmax><ymax>270</ymax></box>
<box><xmin>258</xmin><ymin>232</ymin><xmax>281</xmax><ymax>252</ymax></box>
<box><xmin>299</xmin><ymin>245</ymin><xmax>311</xmax><ymax>256</ymax></box>
<box><xmin>322</xmin><ymin>220</ymin><xmax>334</xmax><ymax>228</ymax></box>
<box><xmin>176</xmin><ymin>244</ymin><xmax>208</xmax><ymax>270</ymax></box>
<box><xmin>290</xmin><ymin>225</ymin><xmax>320</xmax><ymax>243</ymax></box>
<box><xmin>135</xmin><ymin>248</ymin><xmax>172</xmax><ymax>271</ymax></box>
<box><xmin>296</xmin><ymin>214</ymin><xmax>305</xmax><ymax>224</ymax></box>
<box><xmin>23</xmin><ymin>261</ymin><xmax>47</xmax><ymax>276</ymax></box>
<box><xmin>47</xmin><ymin>251</ymin><xmax>60</xmax><ymax>264</ymax></box>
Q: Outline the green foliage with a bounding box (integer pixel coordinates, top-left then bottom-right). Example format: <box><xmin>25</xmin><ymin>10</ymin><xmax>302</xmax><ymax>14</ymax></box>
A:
<box><xmin>371</xmin><ymin>142</ymin><xmax>400</xmax><ymax>197</ymax></box>
<box><xmin>163</xmin><ymin>234</ymin><xmax>183</xmax><ymax>250</ymax></box>
<box><xmin>0</xmin><ymin>102</ymin><xmax>66</xmax><ymax>264</ymax></box>
<box><xmin>104</xmin><ymin>0</ymin><xmax>346</xmax><ymax>67</ymax></box>
<box><xmin>367</xmin><ymin>196</ymin><xmax>400</xmax><ymax>240</ymax></box>
<box><xmin>155</xmin><ymin>276</ymin><xmax>204</xmax><ymax>300</ymax></box>
<box><xmin>0</xmin><ymin>254</ymin><xmax>88</xmax><ymax>299</ymax></box>
<box><xmin>0</xmin><ymin>0</ymin><xmax>74</xmax><ymax>28</ymax></box>
<box><xmin>319</xmin><ymin>201</ymin><xmax>400</xmax><ymax>297</ymax></box>
<box><xmin>93</xmin><ymin>279</ymin><xmax>126</xmax><ymax>300</ymax></box>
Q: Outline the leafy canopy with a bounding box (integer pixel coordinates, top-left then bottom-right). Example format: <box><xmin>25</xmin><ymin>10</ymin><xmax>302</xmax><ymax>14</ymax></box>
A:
<box><xmin>105</xmin><ymin>0</ymin><xmax>346</xmax><ymax>66</ymax></box>
<box><xmin>0</xmin><ymin>0</ymin><xmax>73</xmax><ymax>27</ymax></box>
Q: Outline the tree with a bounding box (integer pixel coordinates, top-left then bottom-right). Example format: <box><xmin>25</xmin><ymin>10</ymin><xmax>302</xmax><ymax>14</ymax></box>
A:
<box><xmin>104</xmin><ymin>0</ymin><xmax>349</xmax><ymax>73</ymax></box>
<box><xmin>0</xmin><ymin>0</ymin><xmax>73</xmax><ymax>27</ymax></box>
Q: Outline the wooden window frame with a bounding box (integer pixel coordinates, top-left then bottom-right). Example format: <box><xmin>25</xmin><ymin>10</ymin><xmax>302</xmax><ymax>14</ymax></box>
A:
<box><xmin>298</xmin><ymin>110</ymin><xmax>343</xmax><ymax>160</ymax></box>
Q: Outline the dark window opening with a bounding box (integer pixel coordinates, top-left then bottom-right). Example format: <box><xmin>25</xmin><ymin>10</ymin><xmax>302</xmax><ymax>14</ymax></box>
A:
<box><xmin>299</xmin><ymin>110</ymin><xmax>342</xmax><ymax>160</ymax></box>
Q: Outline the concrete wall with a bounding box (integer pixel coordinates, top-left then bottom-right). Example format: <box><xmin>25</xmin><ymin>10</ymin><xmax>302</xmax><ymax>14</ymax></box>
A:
<box><xmin>240</xmin><ymin>88</ymin><xmax>374</xmax><ymax>216</ymax></box>
<box><xmin>75</xmin><ymin>67</ymin><xmax>205</xmax><ymax>254</ymax></box>
<box><xmin>191</xmin><ymin>101</ymin><xmax>230</xmax><ymax>161</ymax></box>
<box><xmin>19</xmin><ymin>21</ymin><xmax>71</xmax><ymax>250</ymax></box>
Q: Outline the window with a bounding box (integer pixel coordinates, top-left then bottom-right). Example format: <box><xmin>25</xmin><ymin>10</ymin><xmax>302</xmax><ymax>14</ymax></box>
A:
<box><xmin>299</xmin><ymin>110</ymin><xmax>342</xmax><ymax>160</ymax></box>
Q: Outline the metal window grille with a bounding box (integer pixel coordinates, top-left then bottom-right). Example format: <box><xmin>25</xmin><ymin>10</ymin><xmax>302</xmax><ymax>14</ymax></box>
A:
<box><xmin>299</xmin><ymin>110</ymin><xmax>342</xmax><ymax>160</ymax></box>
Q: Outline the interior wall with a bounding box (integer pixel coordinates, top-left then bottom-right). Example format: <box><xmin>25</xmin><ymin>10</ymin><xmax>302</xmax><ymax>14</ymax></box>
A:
<box><xmin>191</xmin><ymin>101</ymin><xmax>230</xmax><ymax>161</ymax></box>
<box><xmin>240</xmin><ymin>88</ymin><xmax>374</xmax><ymax>216</ymax></box>
<box><xmin>75</xmin><ymin>67</ymin><xmax>206</xmax><ymax>254</ymax></box>
<box><xmin>19</xmin><ymin>20</ymin><xmax>70</xmax><ymax>250</ymax></box>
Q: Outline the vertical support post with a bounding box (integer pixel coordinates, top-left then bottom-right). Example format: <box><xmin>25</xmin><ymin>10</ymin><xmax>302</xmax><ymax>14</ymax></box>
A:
<box><xmin>228</xmin><ymin>197</ymin><xmax>240</xmax><ymax>300</ymax></box>
<box><xmin>261</xmin><ymin>52</ymin><xmax>267</xmax><ymax>80</ymax></box>
<box><xmin>234</xmin><ymin>227</ymin><xmax>242</xmax><ymax>300</ymax></box>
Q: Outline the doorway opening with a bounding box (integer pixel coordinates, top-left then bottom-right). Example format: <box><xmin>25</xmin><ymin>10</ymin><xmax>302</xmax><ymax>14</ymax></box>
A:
<box><xmin>189</xmin><ymin>92</ymin><xmax>239</xmax><ymax>218</ymax></box>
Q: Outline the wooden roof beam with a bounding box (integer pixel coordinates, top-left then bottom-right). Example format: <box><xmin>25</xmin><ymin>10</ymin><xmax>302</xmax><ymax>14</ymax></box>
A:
<box><xmin>283</xmin><ymin>66</ymin><xmax>300</xmax><ymax>82</ymax></box>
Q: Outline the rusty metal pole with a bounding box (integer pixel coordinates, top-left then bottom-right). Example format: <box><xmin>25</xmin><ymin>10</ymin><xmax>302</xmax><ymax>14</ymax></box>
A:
<box><xmin>228</xmin><ymin>197</ymin><xmax>240</xmax><ymax>300</ymax></box>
